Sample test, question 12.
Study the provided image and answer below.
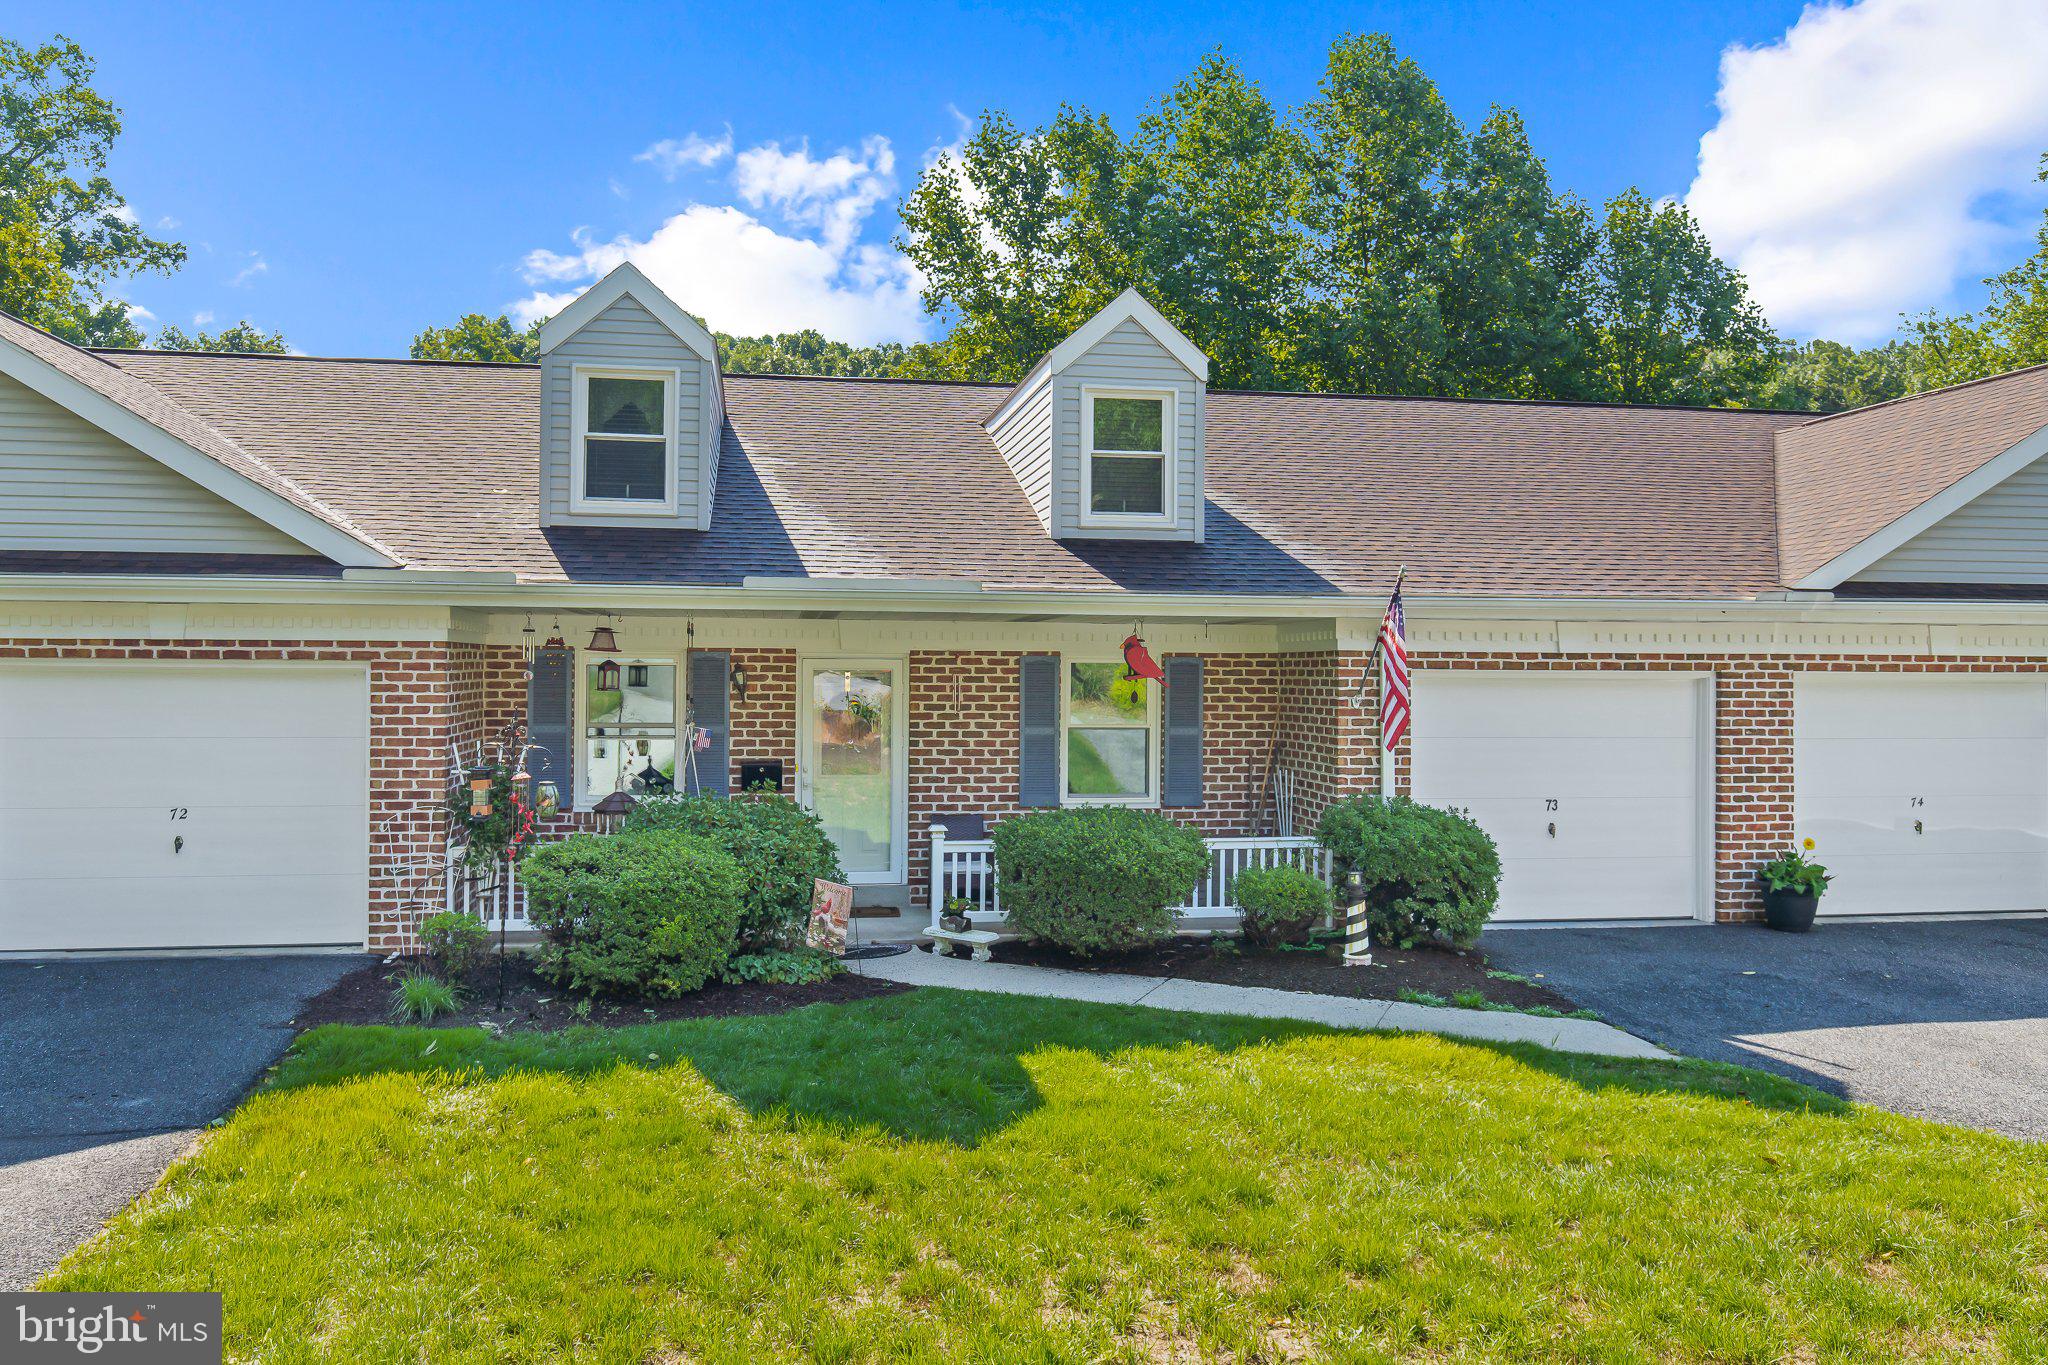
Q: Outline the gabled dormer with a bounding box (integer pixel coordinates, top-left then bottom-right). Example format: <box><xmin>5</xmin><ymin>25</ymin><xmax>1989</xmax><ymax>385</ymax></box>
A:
<box><xmin>985</xmin><ymin>289</ymin><xmax>1209</xmax><ymax>544</ymax></box>
<box><xmin>537</xmin><ymin>262</ymin><xmax>724</xmax><ymax>531</ymax></box>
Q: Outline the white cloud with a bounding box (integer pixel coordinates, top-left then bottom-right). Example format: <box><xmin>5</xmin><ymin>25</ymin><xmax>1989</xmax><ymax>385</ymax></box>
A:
<box><xmin>123</xmin><ymin>301</ymin><xmax>156</xmax><ymax>323</ymax></box>
<box><xmin>635</xmin><ymin>127</ymin><xmax>733</xmax><ymax>178</ymax></box>
<box><xmin>228</xmin><ymin>252</ymin><xmax>268</xmax><ymax>287</ymax></box>
<box><xmin>512</xmin><ymin>133</ymin><xmax>929</xmax><ymax>345</ymax></box>
<box><xmin>1687</xmin><ymin>0</ymin><xmax>2048</xmax><ymax>342</ymax></box>
<box><xmin>193</xmin><ymin>310</ymin><xmax>215</xmax><ymax>327</ymax></box>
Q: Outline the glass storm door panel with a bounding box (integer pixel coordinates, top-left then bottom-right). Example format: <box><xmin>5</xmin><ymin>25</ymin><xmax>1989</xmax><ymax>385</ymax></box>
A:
<box><xmin>804</xmin><ymin>664</ymin><xmax>903</xmax><ymax>883</ymax></box>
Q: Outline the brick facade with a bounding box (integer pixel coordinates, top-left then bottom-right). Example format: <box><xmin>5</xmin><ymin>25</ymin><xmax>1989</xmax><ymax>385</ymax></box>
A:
<box><xmin>14</xmin><ymin>630</ymin><xmax>2046</xmax><ymax>945</ymax></box>
<box><xmin>1</xmin><ymin>636</ymin><xmax>458</xmax><ymax>951</ymax></box>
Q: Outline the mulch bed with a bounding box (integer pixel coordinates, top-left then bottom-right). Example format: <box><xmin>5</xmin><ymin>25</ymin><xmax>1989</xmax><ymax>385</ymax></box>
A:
<box><xmin>293</xmin><ymin>953</ymin><xmax>911</xmax><ymax>1033</ymax></box>
<box><xmin>987</xmin><ymin>936</ymin><xmax>1581</xmax><ymax>1012</ymax></box>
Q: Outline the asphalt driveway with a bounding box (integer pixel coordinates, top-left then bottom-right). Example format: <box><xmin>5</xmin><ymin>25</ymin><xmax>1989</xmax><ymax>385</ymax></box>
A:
<box><xmin>0</xmin><ymin>954</ymin><xmax>360</xmax><ymax>1289</ymax></box>
<box><xmin>1482</xmin><ymin>919</ymin><xmax>2048</xmax><ymax>1141</ymax></box>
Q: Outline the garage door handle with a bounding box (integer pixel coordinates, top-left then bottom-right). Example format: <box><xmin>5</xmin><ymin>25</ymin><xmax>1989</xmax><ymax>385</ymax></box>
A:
<box><xmin>1913</xmin><ymin>819</ymin><xmax>1923</xmax><ymax>835</ymax></box>
<box><xmin>1547</xmin><ymin>822</ymin><xmax>1556</xmax><ymax>838</ymax></box>
<box><xmin>174</xmin><ymin>835</ymin><xmax>184</xmax><ymax>854</ymax></box>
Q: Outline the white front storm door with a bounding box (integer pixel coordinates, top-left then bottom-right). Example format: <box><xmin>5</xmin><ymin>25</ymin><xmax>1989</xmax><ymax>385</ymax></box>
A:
<box><xmin>798</xmin><ymin>659</ymin><xmax>908</xmax><ymax>889</ymax></box>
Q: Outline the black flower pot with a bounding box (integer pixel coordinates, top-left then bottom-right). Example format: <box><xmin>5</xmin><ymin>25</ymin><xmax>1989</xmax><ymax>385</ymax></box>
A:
<box><xmin>1762</xmin><ymin>888</ymin><xmax>1818</xmax><ymax>933</ymax></box>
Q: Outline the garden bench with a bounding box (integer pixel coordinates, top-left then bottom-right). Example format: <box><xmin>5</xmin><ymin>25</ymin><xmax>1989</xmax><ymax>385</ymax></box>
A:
<box><xmin>923</xmin><ymin>927</ymin><xmax>1002</xmax><ymax>962</ymax></box>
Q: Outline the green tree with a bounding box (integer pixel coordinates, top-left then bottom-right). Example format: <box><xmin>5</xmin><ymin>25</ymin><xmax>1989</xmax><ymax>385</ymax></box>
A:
<box><xmin>413</xmin><ymin>309</ymin><xmax>907</xmax><ymax>375</ymax></box>
<box><xmin>154</xmin><ymin>320</ymin><xmax>287</xmax><ymax>353</ymax></box>
<box><xmin>1295</xmin><ymin>36</ymin><xmax>1594</xmax><ymax>398</ymax></box>
<box><xmin>716</xmin><ymin>328</ymin><xmax>906</xmax><ymax>376</ymax></box>
<box><xmin>0</xmin><ymin>35</ymin><xmax>182</xmax><ymax>345</ymax></box>
<box><xmin>1911</xmin><ymin>155</ymin><xmax>2048</xmax><ymax>388</ymax></box>
<box><xmin>1576</xmin><ymin>189</ymin><xmax>1779</xmax><ymax>407</ymax></box>
<box><xmin>411</xmin><ymin>312</ymin><xmax>541</xmax><ymax>361</ymax></box>
<box><xmin>1759</xmin><ymin>339</ymin><xmax>1926</xmax><ymax>412</ymax></box>
<box><xmin>898</xmin><ymin>35</ymin><xmax>1779</xmax><ymax>405</ymax></box>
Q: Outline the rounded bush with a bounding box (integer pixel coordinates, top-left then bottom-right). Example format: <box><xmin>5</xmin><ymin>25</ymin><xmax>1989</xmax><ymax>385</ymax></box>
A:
<box><xmin>1232</xmin><ymin>865</ymin><xmax>1334</xmax><ymax>948</ymax></box>
<box><xmin>991</xmin><ymin>807</ymin><xmax>1209</xmax><ymax>955</ymax></box>
<box><xmin>521</xmin><ymin>830</ymin><xmax>744</xmax><ymax>996</ymax></box>
<box><xmin>418</xmin><ymin>909</ymin><xmax>490</xmax><ymax>979</ymax></box>
<box><xmin>1315</xmin><ymin>795</ymin><xmax>1501</xmax><ymax>948</ymax></box>
<box><xmin>624</xmin><ymin>793</ymin><xmax>845</xmax><ymax>948</ymax></box>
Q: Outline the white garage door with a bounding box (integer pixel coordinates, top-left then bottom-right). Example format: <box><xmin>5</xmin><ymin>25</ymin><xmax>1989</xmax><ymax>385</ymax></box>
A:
<box><xmin>1795</xmin><ymin>674</ymin><xmax>2048</xmax><ymax>917</ymax></box>
<box><xmin>1411</xmin><ymin>672</ymin><xmax>1707</xmax><ymax>922</ymax></box>
<box><xmin>0</xmin><ymin>665</ymin><xmax>369</xmax><ymax>951</ymax></box>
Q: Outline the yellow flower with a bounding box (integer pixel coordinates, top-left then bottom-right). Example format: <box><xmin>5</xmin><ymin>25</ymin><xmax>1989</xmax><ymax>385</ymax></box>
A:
<box><xmin>1802</xmin><ymin>837</ymin><xmax>1816</xmax><ymax>852</ymax></box>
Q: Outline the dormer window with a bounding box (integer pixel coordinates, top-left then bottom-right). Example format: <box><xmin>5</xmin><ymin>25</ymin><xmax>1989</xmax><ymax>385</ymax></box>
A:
<box><xmin>1082</xmin><ymin>388</ymin><xmax>1173</xmax><ymax>526</ymax></box>
<box><xmin>571</xmin><ymin>366</ymin><xmax>678</xmax><ymax>513</ymax></box>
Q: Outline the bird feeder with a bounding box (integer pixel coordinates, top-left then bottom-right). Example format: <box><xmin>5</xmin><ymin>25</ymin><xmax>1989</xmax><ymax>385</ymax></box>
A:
<box><xmin>595</xmin><ymin>658</ymin><xmax>622</xmax><ymax>692</ymax></box>
<box><xmin>467</xmin><ymin>768</ymin><xmax>495</xmax><ymax>818</ymax></box>
<box><xmin>587</xmin><ymin>619</ymin><xmax>620</xmax><ymax>654</ymax></box>
<box><xmin>535</xmin><ymin>780</ymin><xmax>561</xmax><ymax>819</ymax></box>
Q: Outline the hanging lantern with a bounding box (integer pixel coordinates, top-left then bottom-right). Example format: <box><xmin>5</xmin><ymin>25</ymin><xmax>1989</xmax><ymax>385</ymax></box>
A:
<box><xmin>595</xmin><ymin>657</ymin><xmax>622</xmax><ymax>692</ymax></box>
<box><xmin>467</xmin><ymin>767</ymin><xmax>495</xmax><ymax>818</ymax></box>
<box><xmin>535</xmin><ymin>780</ymin><xmax>561</xmax><ymax>819</ymax></box>
<box><xmin>587</xmin><ymin>615</ymin><xmax>620</xmax><ymax>654</ymax></box>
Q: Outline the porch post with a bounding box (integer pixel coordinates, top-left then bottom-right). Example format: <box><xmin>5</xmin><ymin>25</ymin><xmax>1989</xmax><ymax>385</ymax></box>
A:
<box><xmin>928</xmin><ymin>823</ymin><xmax>948</xmax><ymax>931</ymax></box>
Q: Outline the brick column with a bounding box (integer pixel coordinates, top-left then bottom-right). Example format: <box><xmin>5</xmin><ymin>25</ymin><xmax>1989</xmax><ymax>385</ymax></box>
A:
<box><xmin>1714</xmin><ymin>660</ymin><xmax>1795</xmax><ymax>922</ymax></box>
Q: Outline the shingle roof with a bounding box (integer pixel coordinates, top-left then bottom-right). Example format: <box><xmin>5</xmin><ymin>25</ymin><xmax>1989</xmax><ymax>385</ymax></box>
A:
<box><xmin>1774</xmin><ymin>363</ymin><xmax>2048</xmax><ymax>585</ymax></box>
<box><xmin>95</xmin><ymin>349</ymin><xmax>1813</xmax><ymax>597</ymax></box>
<box><xmin>0</xmin><ymin>313</ymin><xmax>397</xmax><ymax>561</ymax></box>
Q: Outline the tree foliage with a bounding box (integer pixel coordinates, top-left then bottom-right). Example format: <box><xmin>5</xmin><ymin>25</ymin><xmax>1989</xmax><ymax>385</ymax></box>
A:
<box><xmin>1910</xmin><ymin>155</ymin><xmax>2048</xmax><ymax>390</ymax></box>
<box><xmin>1758</xmin><ymin>339</ymin><xmax>1926</xmax><ymax>413</ymax></box>
<box><xmin>0</xmin><ymin>35</ymin><xmax>182</xmax><ymax>346</ymax></box>
<box><xmin>898</xmin><ymin>35</ymin><xmax>1781</xmax><ymax>406</ymax></box>
<box><xmin>153</xmin><ymin>319</ymin><xmax>288</xmax><ymax>353</ymax></box>
<box><xmin>411</xmin><ymin>311</ymin><xmax>905</xmax><ymax>376</ymax></box>
<box><xmin>410</xmin><ymin>312</ymin><xmax>540</xmax><ymax>362</ymax></box>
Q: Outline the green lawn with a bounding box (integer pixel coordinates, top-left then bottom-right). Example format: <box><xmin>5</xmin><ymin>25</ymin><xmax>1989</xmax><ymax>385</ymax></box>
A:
<box><xmin>47</xmin><ymin>990</ymin><xmax>2048</xmax><ymax>1362</ymax></box>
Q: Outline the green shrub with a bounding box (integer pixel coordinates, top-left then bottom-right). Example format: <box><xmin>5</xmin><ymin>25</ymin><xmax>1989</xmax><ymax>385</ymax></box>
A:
<box><xmin>624</xmin><ymin>792</ymin><xmax>845</xmax><ymax>947</ymax></box>
<box><xmin>418</xmin><ymin>910</ymin><xmax>490</xmax><ymax>979</ymax></box>
<box><xmin>390</xmin><ymin>970</ymin><xmax>458</xmax><ymax>1023</ymax></box>
<box><xmin>991</xmin><ymin>807</ymin><xmax>1208</xmax><ymax>955</ymax></box>
<box><xmin>719</xmin><ymin>947</ymin><xmax>845</xmax><ymax>986</ymax></box>
<box><xmin>520</xmin><ymin>830</ymin><xmax>744</xmax><ymax>996</ymax></box>
<box><xmin>1315</xmin><ymin>795</ymin><xmax>1501</xmax><ymax>948</ymax></box>
<box><xmin>1232</xmin><ymin>865</ymin><xmax>1334</xmax><ymax>948</ymax></box>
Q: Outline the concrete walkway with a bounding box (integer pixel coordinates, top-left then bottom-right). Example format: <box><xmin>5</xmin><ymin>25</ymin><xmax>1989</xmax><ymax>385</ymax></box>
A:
<box><xmin>853</xmin><ymin>948</ymin><xmax>1668</xmax><ymax>1059</ymax></box>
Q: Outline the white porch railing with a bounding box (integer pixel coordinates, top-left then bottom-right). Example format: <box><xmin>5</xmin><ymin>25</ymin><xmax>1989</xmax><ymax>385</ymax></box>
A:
<box><xmin>446</xmin><ymin>842</ymin><xmax>530</xmax><ymax>930</ymax></box>
<box><xmin>928</xmin><ymin>824</ymin><xmax>1329</xmax><ymax>930</ymax></box>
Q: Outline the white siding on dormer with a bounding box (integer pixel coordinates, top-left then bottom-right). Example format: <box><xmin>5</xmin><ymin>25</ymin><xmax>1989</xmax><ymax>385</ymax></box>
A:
<box><xmin>0</xmin><ymin>373</ymin><xmax>313</xmax><ymax>555</ymax></box>
<box><xmin>1053</xmin><ymin>318</ymin><xmax>1203</xmax><ymax>542</ymax></box>
<box><xmin>540</xmin><ymin>294</ymin><xmax>708</xmax><ymax>529</ymax></box>
<box><xmin>1856</xmin><ymin>451</ymin><xmax>2048</xmax><ymax>584</ymax></box>
<box><xmin>986</xmin><ymin>364</ymin><xmax>1054</xmax><ymax>530</ymax></box>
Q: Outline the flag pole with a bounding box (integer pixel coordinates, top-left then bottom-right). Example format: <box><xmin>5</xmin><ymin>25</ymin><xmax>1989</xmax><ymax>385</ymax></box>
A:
<box><xmin>1377</xmin><ymin>567</ymin><xmax>1405</xmax><ymax>799</ymax></box>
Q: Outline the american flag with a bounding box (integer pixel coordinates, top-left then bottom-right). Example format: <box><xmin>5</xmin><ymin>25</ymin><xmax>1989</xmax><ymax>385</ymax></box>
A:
<box><xmin>1378</xmin><ymin>579</ymin><xmax>1409</xmax><ymax>749</ymax></box>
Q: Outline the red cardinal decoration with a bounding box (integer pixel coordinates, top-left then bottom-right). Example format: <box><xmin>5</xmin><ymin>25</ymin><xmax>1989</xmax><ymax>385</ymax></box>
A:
<box><xmin>1122</xmin><ymin>634</ymin><xmax>1167</xmax><ymax>685</ymax></box>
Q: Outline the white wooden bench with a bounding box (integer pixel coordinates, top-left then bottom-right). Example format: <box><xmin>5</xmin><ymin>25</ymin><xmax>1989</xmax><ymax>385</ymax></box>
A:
<box><xmin>922</xmin><ymin>928</ymin><xmax>1002</xmax><ymax>962</ymax></box>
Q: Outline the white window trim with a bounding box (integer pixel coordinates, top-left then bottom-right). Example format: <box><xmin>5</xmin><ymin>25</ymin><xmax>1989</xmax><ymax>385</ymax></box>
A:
<box><xmin>1078</xmin><ymin>386</ymin><xmax>1177</xmax><ymax>529</ymax></box>
<box><xmin>1059</xmin><ymin>656</ymin><xmax>1162</xmax><ymax>807</ymax></box>
<box><xmin>576</xmin><ymin>653</ymin><xmax>680</xmax><ymax>805</ymax></box>
<box><xmin>569</xmin><ymin>364</ymin><xmax>681</xmax><ymax>516</ymax></box>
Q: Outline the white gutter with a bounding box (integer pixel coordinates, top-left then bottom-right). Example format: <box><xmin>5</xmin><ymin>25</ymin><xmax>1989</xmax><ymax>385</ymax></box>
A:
<box><xmin>10</xmin><ymin>570</ymin><xmax>2048</xmax><ymax>626</ymax></box>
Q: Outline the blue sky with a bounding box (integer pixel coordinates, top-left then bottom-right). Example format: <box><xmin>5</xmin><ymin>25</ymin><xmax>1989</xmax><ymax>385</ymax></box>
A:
<box><xmin>18</xmin><ymin>0</ymin><xmax>2048</xmax><ymax>356</ymax></box>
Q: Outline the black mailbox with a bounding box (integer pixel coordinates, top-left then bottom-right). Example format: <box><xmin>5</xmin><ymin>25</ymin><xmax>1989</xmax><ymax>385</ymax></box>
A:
<box><xmin>738</xmin><ymin>760</ymin><xmax>785</xmax><ymax>793</ymax></box>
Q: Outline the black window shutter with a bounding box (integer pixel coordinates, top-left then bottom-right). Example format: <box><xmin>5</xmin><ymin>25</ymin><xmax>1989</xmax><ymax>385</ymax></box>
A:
<box><xmin>687</xmin><ymin>650</ymin><xmax>731</xmax><ymax>796</ymax></box>
<box><xmin>526</xmin><ymin>646</ymin><xmax>576</xmax><ymax>811</ymax></box>
<box><xmin>1018</xmin><ymin>654</ymin><xmax>1061</xmax><ymax>807</ymax></box>
<box><xmin>1162</xmin><ymin>655</ymin><xmax>1204</xmax><ymax>807</ymax></box>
